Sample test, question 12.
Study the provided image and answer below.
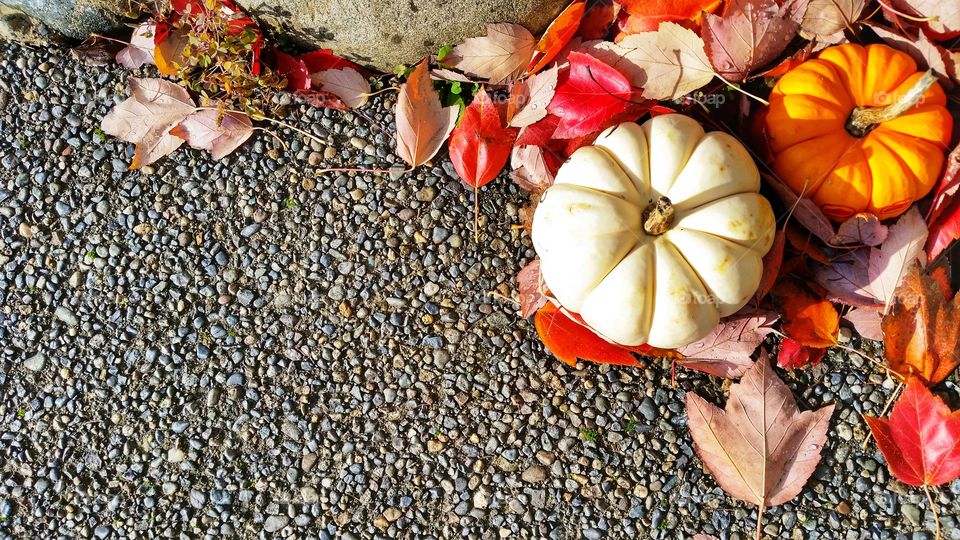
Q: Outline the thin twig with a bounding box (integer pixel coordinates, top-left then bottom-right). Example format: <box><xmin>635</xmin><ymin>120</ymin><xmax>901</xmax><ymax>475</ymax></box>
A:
<box><xmin>715</xmin><ymin>74</ymin><xmax>770</xmax><ymax>106</ymax></box>
<box><xmin>924</xmin><ymin>484</ymin><xmax>942</xmax><ymax>540</ymax></box>
<box><xmin>860</xmin><ymin>380</ymin><xmax>903</xmax><ymax>451</ymax></box>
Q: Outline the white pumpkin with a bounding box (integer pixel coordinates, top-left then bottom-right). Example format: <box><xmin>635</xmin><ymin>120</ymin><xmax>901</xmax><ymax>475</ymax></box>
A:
<box><xmin>532</xmin><ymin>114</ymin><xmax>776</xmax><ymax>349</ymax></box>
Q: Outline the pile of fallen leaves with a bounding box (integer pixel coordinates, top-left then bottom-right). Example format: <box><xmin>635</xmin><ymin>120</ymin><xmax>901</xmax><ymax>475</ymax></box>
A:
<box><xmin>78</xmin><ymin>0</ymin><xmax>960</xmax><ymax>536</ymax></box>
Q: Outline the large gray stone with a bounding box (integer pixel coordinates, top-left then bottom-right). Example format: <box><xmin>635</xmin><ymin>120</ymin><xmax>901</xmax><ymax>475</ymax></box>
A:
<box><xmin>236</xmin><ymin>0</ymin><xmax>569</xmax><ymax>72</ymax></box>
<box><xmin>0</xmin><ymin>4</ymin><xmax>52</xmax><ymax>43</ymax></box>
<box><xmin>0</xmin><ymin>0</ymin><xmax>125</xmax><ymax>40</ymax></box>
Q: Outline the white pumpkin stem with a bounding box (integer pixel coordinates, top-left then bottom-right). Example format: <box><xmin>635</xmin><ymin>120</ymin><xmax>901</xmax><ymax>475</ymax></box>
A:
<box><xmin>642</xmin><ymin>197</ymin><xmax>675</xmax><ymax>235</ymax></box>
<box><xmin>846</xmin><ymin>70</ymin><xmax>938</xmax><ymax>137</ymax></box>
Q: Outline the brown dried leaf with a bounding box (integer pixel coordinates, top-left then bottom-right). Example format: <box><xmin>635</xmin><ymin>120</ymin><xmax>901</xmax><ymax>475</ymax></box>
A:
<box><xmin>830</xmin><ymin>213</ymin><xmax>888</xmax><ymax>246</ymax></box>
<box><xmin>447</xmin><ymin>23</ymin><xmax>536</xmax><ymax>84</ymax></box>
<box><xmin>686</xmin><ymin>356</ymin><xmax>834</xmax><ymax>514</ymax></box>
<box><xmin>580</xmin><ymin>23</ymin><xmax>715</xmax><ymax>100</ymax></box>
<box><xmin>702</xmin><ymin>0</ymin><xmax>810</xmax><ymax>82</ymax></box>
<box><xmin>800</xmin><ymin>0</ymin><xmax>866</xmax><ymax>44</ymax></box>
<box><xmin>394</xmin><ymin>61</ymin><xmax>459</xmax><ymax>168</ymax></box>
<box><xmin>101</xmin><ymin>78</ymin><xmax>196</xmax><ymax>169</ymax></box>
<box><xmin>882</xmin><ymin>265</ymin><xmax>960</xmax><ymax>385</ymax></box>
<box><xmin>675</xmin><ymin>312</ymin><xmax>779</xmax><ymax>379</ymax></box>
<box><xmin>888</xmin><ymin>0</ymin><xmax>960</xmax><ymax>36</ymax></box>
<box><xmin>116</xmin><ymin>22</ymin><xmax>156</xmax><ymax>69</ymax></box>
<box><xmin>170</xmin><ymin>110</ymin><xmax>253</xmax><ymax>160</ymax></box>
<box><xmin>311</xmin><ymin>68</ymin><xmax>370</xmax><ymax>109</ymax></box>
<box><xmin>507</xmin><ymin>65</ymin><xmax>558</xmax><ymax>128</ymax></box>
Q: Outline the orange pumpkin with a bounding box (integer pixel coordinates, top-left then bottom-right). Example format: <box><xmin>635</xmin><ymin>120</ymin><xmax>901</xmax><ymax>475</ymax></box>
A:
<box><xmin>762</xmin><ymin>43</ymin><xmax>953</xmax><ymax>222</ymax></box>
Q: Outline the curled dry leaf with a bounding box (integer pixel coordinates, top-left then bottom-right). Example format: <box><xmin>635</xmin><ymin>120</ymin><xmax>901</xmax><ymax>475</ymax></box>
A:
<box><xmin>534</xmin><ymin>303</ymin><xmax>642</xmax><ymax>367</ymax></box>
<box><xmin>772</xmin><ymin>278</ymin><xmax>839</xmax><ymax>348</ymax></box>
<box><xmin>702</xmin><ymin>0</ymin><xmax>810</xmax><ymax>82</ymax></box>
<box><xmin>865</xmin><ymin>377</ymin><xmax>960</xmax><ymax>488</ymax></box>
<box><xmin>814</xmin><ymin>248</ymin><xmax>878</xmax><ymax>307</ymax></box>
<box><xmin>169</xmin><ymin>109</ymin><xmax>253</xmax><ymax>160</ymax></box>
<box><xmin>447</xmin><ymin>88</ymin><xmax>519</xmax><ymax>188</ymax></box>
<box><xmin>117</xmin><ymin>22</ymin><xmax>157</xmax><ymax>69</ymax></box>
<box><xmin>881</xmin><ymin>265</ymin><xmax>960</xmax><ymax>385</ymax></box>
<box><xmin>888</xmin><ymin>0</ymin><xmax>960</xmax><ymax>36</ymax></box>
<box><xmin>800</xmin><ymin>0</ymin><xmax>866</xmax><ymax>44</ymax></box>
<box><xmin>815</xmin><ymin>209</ymin><xmax>929</xmax><ymax>308</ymax></box>
<box><xmin>867</xmin><ymin>207</ymin><xmax>928</xmax><ymax>310</ymax></box>
<box><xmin>762</xmin><ymin>173</ymin><xmax>835</xmax><ymax>244</ymax></box>
<box><xmin>674</xmin><ymin>312</ymin><xmax>779</xmax><ymax>379</ymax></box>
<box><xmin>394</xmin><ymin>60</ymin><xmax>459</xmax><ymax>168</ymax></box>
<box><xmin>754</xmin><ymin>229</ymin><xmax>785</xmax><ymax>304</ymax></box>
<box><xmin>686</xmin><ymin>356</ymin><xmax>834</xmax><ymax>522</ymax></box>
<box><xmin>72</xmin><ymin>36</ymin><xmax>121</xmax><ymax>66</ymax></box>
<box><xmin>518</xmin><ymin>259</ymin><xmax>548</xmax><ymax>318</ymax></box>
<box><xmin>830</xmin><ymin>213</ymin><xmax>888</xmax><ymax>247</ymax></box>
<box><xmin>776</xmin><ymin>338</ymin><xmax>826</xmax><ymax>370</ymax></box>
<box><xmin>101</xmin><ymin>78</ymin><xmax>196</xmax><ymax>169</ymax></box>
<box><xmin>446</xmin><ymin>23</ymin><xmax>536</xmax><ymax>84</ymax></box>
<box><xmin>527</xmin><ymin>0</ymin><xmax>586</xmax><ymax>75</ymax></box>
<box><xmin>582</xmin><ymin>22</ymin><xmax>715</xmax><ymax>100</ymax></box>
<box><xmin>843</xmin><ymin>306</ymin><xmax>883</xmax><ymax>340</ymax></box>
<box><xmin>507</xmin><ymin>65</ymin><xmax>558</xmax><ymax>128</ymax></box>
<box><xmin>927</xmin><ymin>144</ymin><xmax>960</xmax><ymax>224</ymax></box>
<box><xmin>310</xmin><ymin>68</ymin><xmax>370</xmax><ymax>109</ymax></box>
<box><xmin>510</xmin><ymin>145</ymin><xmax>559</xmax><ymax>191</ymax></box>
<box><xmin>545</xmin><ymin>52</ymin><xmax>633</xmax><ymax>139</ymax></box>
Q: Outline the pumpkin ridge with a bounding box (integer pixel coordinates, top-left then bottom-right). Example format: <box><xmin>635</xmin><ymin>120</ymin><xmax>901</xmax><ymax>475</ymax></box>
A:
<box><xmin>666</xmin><ymin>229</ymin><xmax>762</xmax><ymax>317</ymax></box>
<box><xmin>871</xmin><ymin>105</ymin><xmax>953</xmax><ymax>145</ymax></box>
<box><xmin>776</xmin><ymin>58</ymin><xmax>854</xmax><ymax>108</ymax></box>
<box><xmin>861</xmin><ymin>44</ymin><xmax>917</xmax><ymax>107</ymax></box>
<box><xmin>593</xmin><ymin>144</ymin><xmax>653</xmax><ymax>201</ymax></box>
<box><xmin>776</xmin><ymin>133</ymin><xmax>862</xmax><ymax>199</ymax></box>
<box><xmin>818</xmin><ymin>43</ymin><xmax>870</xmax><ymax>106</ymax></box>
<box><xmin>862</xmin><ymin>134</ymin><xmax>925</xmax><ymax>216</ymax></box>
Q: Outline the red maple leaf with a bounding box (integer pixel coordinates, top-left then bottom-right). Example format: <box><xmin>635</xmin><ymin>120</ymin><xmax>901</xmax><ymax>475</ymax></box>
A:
<box><xmin>534</xmin><ymin>303</ymin><xmax>642</xmax><ymax>367</ymax></box>
<box><xmin>865</xmin><ymin>378</ymin><xmax>960</xmax><ymax>488</ymax></box>
<box><xmin>546</xmin><ymin>51</ymin><xmax>634</xmax><ymax>139</ymax></box>
<box><xmin>776</xmin><ymin>338</ymin><xmax>826</xmax><ymax>370</ymax></box>
<box><xmin>272</xmin><ymin>48</ymin><xmax>310</xmax><ymax>91</ymax></box>
<box><xmin>448</xmin><ymin>88</ymin><xmax>519</xmax><ymax>188</ymax></box>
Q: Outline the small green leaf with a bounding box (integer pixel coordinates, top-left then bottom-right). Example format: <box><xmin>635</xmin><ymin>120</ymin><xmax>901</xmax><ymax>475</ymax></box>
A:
<box><xmin>437</xmin><ymin>44</ymin><xmax>453</xmax><ymax>62</ymax></box>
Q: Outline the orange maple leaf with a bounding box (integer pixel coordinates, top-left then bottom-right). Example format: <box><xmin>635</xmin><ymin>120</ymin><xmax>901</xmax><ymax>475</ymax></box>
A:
<box><xmin>881</xmin><ymin>265</ymin><xmax>960</xmax><ymax>385</ymax></box>
<box><xmin>772</xmin><ymin>278</ymin><xmax>839</xmax><ymax>348</ymax></box>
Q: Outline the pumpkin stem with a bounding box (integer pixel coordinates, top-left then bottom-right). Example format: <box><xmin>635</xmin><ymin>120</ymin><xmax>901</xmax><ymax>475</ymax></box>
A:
<box><xmin>845</xmin><ymin>70</ymin><xmax>938</xmax><ymax>137</ymax></box>
<box><xmin>642</xmin><ymin>196</ymin><xmax>675</xmax><ymax>235</ymax></box>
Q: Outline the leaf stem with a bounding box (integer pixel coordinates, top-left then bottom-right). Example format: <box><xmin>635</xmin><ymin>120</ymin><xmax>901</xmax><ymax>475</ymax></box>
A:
<box><xmin>361</xmin><ymin>87</ymin><xmax>400</xmax><ymax>98</ymax></box>
<box><xmin>756</xmin><ymin>504</ymin><xmax>765</xmax><ymax>540</ymax></box>
<box><xmin>846</xmin><ymin>70</ymin><xmax>937</xmax><ymax>137</ymax></box>
<box><xmin>714</xmin><ymin>74</ymin><xmax>769</xmax><ymax>106</ymax></box>
<box><xmin>314</xmin><ymin>166</ymin><xmax>413</xmax><ymax>176</ymax></box>
<box><xmin>474</xmin><ymin>184</ymin><xmax>480</xmax><ymax>242</ymax></box>
<box><xmin>924</xmin><ymin>484</ymin><xmax>942</xmax><ymax>540</ymax></box>
<box><xmin>875</xmin><ymin>0</ymin><xmax>937</xmax><ymax>22</ymax></box>
<box><xmin>835</xmin><ymin>344</ymin><xmax>903</xmax><ymax>381</ymax></box>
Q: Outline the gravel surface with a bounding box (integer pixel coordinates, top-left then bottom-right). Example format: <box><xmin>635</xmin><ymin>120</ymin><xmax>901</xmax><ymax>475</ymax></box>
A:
<box><xmin>1</xmin><ymin>42</ymin><xmax>959</xmax><ymax>540</ymax></box>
